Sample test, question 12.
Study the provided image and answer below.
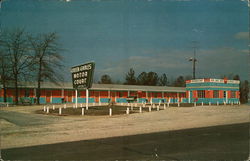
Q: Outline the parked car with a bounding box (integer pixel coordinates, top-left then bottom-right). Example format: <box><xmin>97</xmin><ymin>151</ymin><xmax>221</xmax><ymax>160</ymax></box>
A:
<box><xmin>126</xmin><ymin>96</ymin><xmax>137</xmax><ymax>103</ymax></box>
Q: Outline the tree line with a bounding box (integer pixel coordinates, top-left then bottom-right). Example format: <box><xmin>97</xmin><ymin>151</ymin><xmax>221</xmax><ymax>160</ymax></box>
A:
<box><xmin>99</xmin><ymin>68</ymin><xmax>249</xmax><ymax>103</ymax></box>
<box><xmin>99</xmin><ymin>68</ymin><xmax>190</xmax><ymax>87</ymax></box>
<box><xmin>0</xmin><ymin>29</ymin><xmax>64</xmax><ymax>105</ymax></box>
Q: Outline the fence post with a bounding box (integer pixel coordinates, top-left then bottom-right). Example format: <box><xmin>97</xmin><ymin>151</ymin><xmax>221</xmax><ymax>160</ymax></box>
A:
<box><xmin>109</xmin><ymin>108</ymin><xmax>112</xmax><ymax>116</ymax></box>
<box><xmin>46</xmin><ymin>107</ymin><xmax>49</xmax><ymax>113</ymax></box>
<box><xmin>126</xmin><ymin>107</ymin><xmax>129</xmax><ymax>114</ymax></box>
<box><xmin>149</xmin><ymin>106</ymin><xmax>152</xmax><ymax>112</ymax></box>
<box><xmin>178</xmin><ymin>102</ymin><xmax>180</xmax><ymax>107</ymax></box>
<box><xmin>157</xmin><ymin>105</ymin><xmax>159</xmax><ymax>111</ymax></box>
<box><xmin>164</xmin><ymin>104</ymin><xmax>166</xmax><ymax>110</ymax></box>
<box><xmin>194</xmin><ymin>102</ymin><xmax>196</xmax><ymax>107</ymax></box>
<box><xmin>209</xmin><ymin>102</ymin><xmax>211</xmax><ymax>106</ymax></box>
<box><xmin>217</xmin><ymin>101</ymin><xmax>219</xmax><ymax>106</ymax></box>
<box><xmin>59</xmin><ymin>107</ymin><xmax>62</xmax><ymax>115</ymax></box>
<box><xmin>53</xmin><ymin>105</ymin><xmax>55</xmax><ymax>110</ymax></box>
<box><xmin>140</xmin><ymin>106</ymin><xmax>142</xmax><ymax>113</ymax></box>
<box><xmin>43</xmin><ymin>106</ymin><xmax>46</xmax><ymax>112</ymax></box>
<box><xmin>201</xmin><ymin>102</ymin><xmax>203</xmax><ymax>106</ymax></box>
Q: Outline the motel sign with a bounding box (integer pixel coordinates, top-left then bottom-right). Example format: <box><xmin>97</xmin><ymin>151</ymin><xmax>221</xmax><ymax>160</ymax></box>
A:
<box><xmin>71</xmin><ymin>62</ymin><xmax>95</xmax><ymax>89</ymax></box>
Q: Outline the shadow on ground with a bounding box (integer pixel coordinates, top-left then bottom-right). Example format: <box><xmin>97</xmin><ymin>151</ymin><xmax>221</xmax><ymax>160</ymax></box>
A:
<box><xmin>2</xmin><ymin>122</ymin><xmax>249</xmax><ymax>160</ymax></box>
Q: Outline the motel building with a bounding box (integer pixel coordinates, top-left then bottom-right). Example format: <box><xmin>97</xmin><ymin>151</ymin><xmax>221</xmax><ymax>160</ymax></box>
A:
<box><xmin>0</xmin><ymin>78</ymin><xmax>240</xmax><ymax>105</ymax></box>
<box><xmin>186</xmin><ymin>78</ymin><xmax>240</xmax><ymax>104</ymax></box>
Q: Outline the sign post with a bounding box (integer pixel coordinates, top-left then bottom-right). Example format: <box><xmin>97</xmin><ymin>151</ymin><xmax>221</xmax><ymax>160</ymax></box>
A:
<box><xmin>71</xmin><ymin>62</ymin><xmax>95</xmax><ymax>110</ymax></box>
<box><xmin>75</xmin><ymin>89</ymin><xmax>78</xmax><ymax>108</ymax></box>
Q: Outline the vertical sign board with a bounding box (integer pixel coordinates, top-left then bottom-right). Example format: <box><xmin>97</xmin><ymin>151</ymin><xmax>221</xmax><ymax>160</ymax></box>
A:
<box><xmin>71</xmin><ymin>62</ymin><xmax>95</xmax><ymax>108</ymax></box>
<box><xmin>71</xmin><ymin>62</ymin><xmax>95</xmax><ymax>89</ymax></box>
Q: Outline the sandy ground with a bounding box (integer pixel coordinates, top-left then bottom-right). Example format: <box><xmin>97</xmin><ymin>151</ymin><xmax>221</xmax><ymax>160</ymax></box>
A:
<box><xmin>0</xmin><ymin>104</ymin><xmax>250</xmax><ymax>149</ymax></box>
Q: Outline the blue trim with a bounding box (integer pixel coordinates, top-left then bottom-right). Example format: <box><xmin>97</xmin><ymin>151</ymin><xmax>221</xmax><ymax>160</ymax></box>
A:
<box><xmin>39</xmin><ymin>97</ymin><xmax>46</xmax><ymax>104</ymax></box>
<box><xmin>52</xmin><ymin>98</ymin><xmax>62</xmax><ymax>104</ymax></box>
<box><xmin>186</xmin><ymin>88</ymin><xmax>239</xmax><ymax>91</ymax></box>
<box><xmin>100</xmin><ymin>98</ymin><xmax>110</xmax><ymax>103</ymax></box>
<box><xmin>116</xmin><ymin>98</ymin><xmax>127</xmax><ymax>103</ymax></box>
<box><xmin>73</xmin><ymin>98</ymin><xmax>95</xmax><ymax>103</ymax></box>
<box><xmin>186</xmin><ymin>82</ymin><xmax>239</xmax><ymax>87</ymax></box>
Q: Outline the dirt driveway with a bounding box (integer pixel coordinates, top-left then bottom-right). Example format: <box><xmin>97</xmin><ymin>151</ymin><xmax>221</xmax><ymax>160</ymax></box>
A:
<box><xmin>1</xmin><ymin>104</ymin><xmax>250</xmax><ymax>149</ymax></box>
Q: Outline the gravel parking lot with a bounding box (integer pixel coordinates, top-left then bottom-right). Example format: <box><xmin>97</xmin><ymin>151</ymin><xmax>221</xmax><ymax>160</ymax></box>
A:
<box><xmin>0</xmin><ymin>104</ymin><xmax>250</xmax><ymax>149</ymax></box>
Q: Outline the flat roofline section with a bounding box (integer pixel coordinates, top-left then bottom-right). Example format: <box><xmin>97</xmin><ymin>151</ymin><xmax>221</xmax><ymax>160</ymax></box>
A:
<box><xmin>3</xmin><ymin>82</ymin><xmax>186</xmax><ymax>92</ymax></box>
<box><xmin>186</xmin><ymin>78</ymin><xmax>240</xmax><ymax>84</ymax></box>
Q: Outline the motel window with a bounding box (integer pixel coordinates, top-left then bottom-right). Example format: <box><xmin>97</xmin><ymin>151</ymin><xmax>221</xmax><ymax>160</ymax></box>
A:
<box><xmin>118</xmin><ymin>92</ymin><xmax>123</xmax><ymax>97</ymax></box>
<box><xmin>197</xmin><ymin>90</ymin><xmax>205</xmax><ymax>98</ymax></box>
<box><xmin>213</xmin><ymin>90</ymin><xmax>219</xmax><ymax>98</ymax></box>
<box><xmin>25</xmin><ymin>89</ymin><xmax>30</xmax><ymax>97</ymax></box>
<box><xmin>223</xmin><ymin>91</ymin><xmax>227</xmax><ymax>98</ymax></box>
<box><xmin>231</xmin><ymin>91</ymin><xmax>236</xmax><ymax>98</ymax></box>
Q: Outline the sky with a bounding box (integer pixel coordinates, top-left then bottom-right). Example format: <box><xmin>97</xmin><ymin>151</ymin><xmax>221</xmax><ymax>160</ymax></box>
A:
<box><xmin>1</xmin><ymin>0</ymin><xmax>249</xmax><ymax>82</ymax></box>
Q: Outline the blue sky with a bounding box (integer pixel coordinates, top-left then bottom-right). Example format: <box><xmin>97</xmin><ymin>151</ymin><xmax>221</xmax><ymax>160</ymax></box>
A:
<box><xmin>2</xmin><ymin>0</ymin><xmax>249</xmax><ymax>82</ymax></box>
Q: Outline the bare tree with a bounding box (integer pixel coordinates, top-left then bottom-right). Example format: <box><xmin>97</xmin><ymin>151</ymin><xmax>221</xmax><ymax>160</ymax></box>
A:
<box><xmin>0</xmin><ymin>52</ymin><xmax>11</xmax><ymax>102</ymax></box>
<box><xmin>1</xmin><ymin>29</ymin><xmax>33</xmax><ymax>104</ymax></box>
<box><xmin>29</xmin><ymin>32</ymin><xmax>63</xmax><ymax>104</ymax></box>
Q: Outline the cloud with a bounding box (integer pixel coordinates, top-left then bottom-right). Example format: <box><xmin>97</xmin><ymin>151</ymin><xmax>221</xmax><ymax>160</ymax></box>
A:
<box><xmin>234</xmin><ymin>32</ymin><xmax>249</xmax><ymax>40</ymax></box>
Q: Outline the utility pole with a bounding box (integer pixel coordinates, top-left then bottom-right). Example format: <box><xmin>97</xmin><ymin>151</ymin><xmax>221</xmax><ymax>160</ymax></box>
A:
<box><xmin>189</xmin><ymin>41</ymin><xmax>198</xmax><ymax>79</ymax></box>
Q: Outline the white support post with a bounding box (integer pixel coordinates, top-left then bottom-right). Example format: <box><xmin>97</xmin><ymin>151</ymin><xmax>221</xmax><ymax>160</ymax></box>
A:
<box><xmin>53</xmin><ymin>105</ymin><xmax>55</xmax><ymax>110</ymax></box>
<box><xmin>194</xmin><ymin>102</ymin><xmax>196</xmax><ymax>107</ymax></box>
<box><xmin>201</xmin><ymin>102</ymin><xmax>203</xmax><ymax>106</ymax></box>
<box><xmin>153</xmin><ymin>104</ymin><xmax>155</xmax><ymax>109</ymax></box>
<box><xmin>46</xmin><ymin>107</ymin><xmax>49</xmax><ymax>113</ymax></box>
<box><xmin>157</xmin><ymin>105</ymin><xmax>159</xmax><ymax>111</ymax></box>
<box><xmin>217</xmin><ymin>101</ymin><xmax>219</xmax><ymax>106</ymax></box>
<box><xmin>64</xmin><ymin>104</ymin><xmax>66</xmax><ymax>109</ymax></box>
<box><xmin>224</xmin><ymin>101</ymin><xmax>226</xmax><ymax>105</ymax></box>
<box><xmin>82</xmin><ymin>108</ymin><xmax>84</xmax><ymax>116</ymax></box>
<box><xmin>140</xmin><ymin>106</ymin><xmax>142</xmax><ymax>113</ymax></box>
<box><xmin>75</xmin><ymin>89</ymin><xmax>78</xmax><ymax>109</ymax></box>
<box><xmin>43</xmin><ymin>106</ymin><xmax>46</xmax><ymax>112</ymax></box>
<box><xmin>164</xmin><ymin>103</ymin><xmax>166</xmax><ymax>110</ymax></box>
<box><xmin>59</xmin><ymin>107</ymin><xmax>62</xmax><ymax>115</ymax></box>
<box><xmin>126</xmin><ymin>107</ymin><xmax>129</xmax><ymax>114</ymax></box>
<box><xmin>109</xmin><ymin>108</ymin><xmax>112</xmax><ymax>116</ymax></box>
<box><xmin>178</xmin><ymin>102</ymin><xmax>180</xmax><ymax>107</ymax></box>
<box><xmin>86</xmin><ymin>88</ymin><xmax>89</xmax><ymax>110</ymax></box>
<box><xmin>149</xmin><ymin>106</ymin><xmax>152</xmax><ymax>112</ymax></box>
<box><xmin>209</xmin><ymin>102</ymin><xmax>211</xmax><ymax>106</ymax></box>
<box><xmin>167</xmin><ymin>102</ymin><xmax>169</xmax><ymax>107</ymax></box>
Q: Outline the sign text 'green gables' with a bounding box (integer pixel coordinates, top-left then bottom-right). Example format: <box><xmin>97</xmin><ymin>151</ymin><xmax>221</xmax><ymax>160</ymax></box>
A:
<box><xmin>71</xmin><ymin>62</ymin><xmax>95</xmax><ymax>89</ymax></box>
